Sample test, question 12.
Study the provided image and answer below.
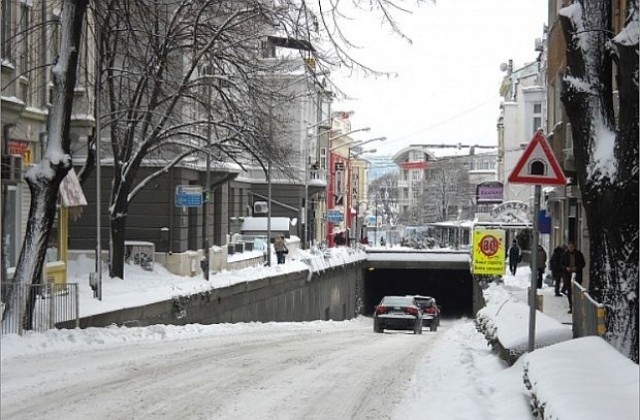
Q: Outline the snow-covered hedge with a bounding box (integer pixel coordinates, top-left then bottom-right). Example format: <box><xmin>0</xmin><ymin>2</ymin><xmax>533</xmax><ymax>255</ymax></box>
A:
<box><xmin>475</xmin><ymin>283</ymin><xmax>573</xmax><ymax>362</ymax></box>
<box><xmin>523</xmin><ymin>336</ymin><xmax>639</xmax><ymax>420</ymax></box>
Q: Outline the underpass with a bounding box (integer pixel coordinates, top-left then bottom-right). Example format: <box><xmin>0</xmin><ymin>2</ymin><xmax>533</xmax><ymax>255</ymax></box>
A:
<box><xmin>363</xmin><ymin>249</ymin><xmax>475</xmax><ymax>318</ymax></box>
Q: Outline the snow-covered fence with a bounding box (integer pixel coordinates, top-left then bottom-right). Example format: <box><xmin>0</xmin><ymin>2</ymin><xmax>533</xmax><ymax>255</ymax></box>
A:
<box><xmin>1</xmin><ymin>283</ymin><xmax>79</xmax><ymax>335</ymax></box>
<box><xmin>571</xmin><ymin>280</ymin><xmax>606</xmax><ymax>338</ymax></box>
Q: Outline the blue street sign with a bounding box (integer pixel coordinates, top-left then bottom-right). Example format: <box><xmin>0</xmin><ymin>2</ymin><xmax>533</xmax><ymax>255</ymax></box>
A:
<box><xmin>175</xmin><ymin>185</ymin><xmax>203</xmax><ymax>207</ymax></box>
<box><xmin>324</xmin><ymin>209</ymin><xmax>344</xmax><ymax>223</ymax></box>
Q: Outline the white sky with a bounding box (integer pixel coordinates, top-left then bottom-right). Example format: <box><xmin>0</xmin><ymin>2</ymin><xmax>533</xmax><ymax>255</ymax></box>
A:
<box><xmin>329</xmin><ymin>0</ymin><xmax>548</xmax><ymax>155</ymax></box>
<box><xmin>1</xmin><ymin>246</ymin><xmax>637</xmax><ymax>419</ymax></box>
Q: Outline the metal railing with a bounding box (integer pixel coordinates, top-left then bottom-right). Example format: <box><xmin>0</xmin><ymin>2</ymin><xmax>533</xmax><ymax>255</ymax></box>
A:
<box><xmin>1</xmin><ymin>282</ymin><xmax>79</xmax><ymax>335</ymax></box>
<box><xmin>572</xmin><ymin>279</ymin><xmax>606</xmax><ymax>338</ymax></box>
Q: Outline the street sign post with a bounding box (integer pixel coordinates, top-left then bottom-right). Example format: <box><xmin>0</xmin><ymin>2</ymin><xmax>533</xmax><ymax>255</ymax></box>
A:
<box><xmin>175</xmin><ymin>185</ymin><xmax>203</xmax><ymax>207</ymax></box>
<box><xmin>508</xmin><ymin>130</ymin><xmax>567</xmax><ymax>352</ymax></box>
<box><xmin>472</xmin><ymin>228</ymin><xmax>505</xmax><ymax>275</ymax></box>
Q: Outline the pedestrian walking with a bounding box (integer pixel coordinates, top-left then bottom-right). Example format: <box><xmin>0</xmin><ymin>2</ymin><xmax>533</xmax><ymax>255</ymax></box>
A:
<box><xmin>274</xmin><ymin>235</ymin><xmax>288</xmax><ymax>264</ymax></box>
<box><xmin>380</xmin><ymin>236</ymin><xmax>386</xmax><ymax>247</ymax></box>
<box><xmin>200</xmin><ymin>251</ymin><xmax>209</xmax><ymax>281</ymax></box>
<box><xmin>550</xmin><ymin>245</ymin><xmax>565</xmax><ymax>296</ymax></box>
<box><xmin>536</xmin><ymin>244</ymin><xmax>547</xmax><ymax>288</ymax></box>
<box><xmin>507</xmin><ymin>239</ymin><xmax>521</xmax><ymax>275</ymax></box>
<box><xmin>561</xmin><ymin>241</ymin><xmax>586</xmax><ymax>313</ymax></box>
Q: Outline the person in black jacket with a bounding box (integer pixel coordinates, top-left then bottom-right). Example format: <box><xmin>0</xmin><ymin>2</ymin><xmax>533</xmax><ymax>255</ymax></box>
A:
<box><xmin>549</xmin><ymin>245</ymin><xmax>566</xmax><ymax>296</ymax></box>
<box><xmin>507</xmin><ymin>239</ymin><xmax>521</xmax><ymax>275</ymax></box>
<box><xmin>561</xmin><ymin>241</ymin><xmax>586</xmax><ymax>312</ymax></box>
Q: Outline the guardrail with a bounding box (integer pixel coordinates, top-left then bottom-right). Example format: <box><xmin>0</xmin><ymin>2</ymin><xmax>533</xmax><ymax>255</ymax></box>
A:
<box><xmin>1</xmin><ymin>282</ymin><xmax>79</xmax><ymax>335</ymax></box>
<box><xmin>572</xmin><ymin>279</ymin><xmax>606</xmax><ymax>338</ymax></box>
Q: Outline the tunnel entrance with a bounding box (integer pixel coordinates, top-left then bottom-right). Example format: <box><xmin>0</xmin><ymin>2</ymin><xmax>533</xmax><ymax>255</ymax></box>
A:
<box><xmin>363</xmin><ymin>268</ymin><xmax>474</xmax><ymax>318</ymax></box>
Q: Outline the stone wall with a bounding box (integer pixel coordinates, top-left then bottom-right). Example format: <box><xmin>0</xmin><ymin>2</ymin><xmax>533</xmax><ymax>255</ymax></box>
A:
<box><xmin>60</xmin><ymin>261</ymin><xmax>364</xmax><ymax>329</ymax></box>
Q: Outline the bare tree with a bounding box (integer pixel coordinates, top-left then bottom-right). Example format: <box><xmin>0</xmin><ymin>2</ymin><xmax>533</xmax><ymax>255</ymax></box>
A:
<box><xmin>2</xmin><ymin>0</ymin><xmax>89</xmax><ymax>330</ymax></box>
<box><xmin>420</xmin><ymin>157</ymin><xmax>473</xmax><ymax>223</ymax></box>
<box><xmin>559</xmin><ymin>0</ymin><xmax>638</xmax><ymax>362</ymax></box>
<box><xmin>93</xmin><ymin>0</ymin><xmax>428</xmax><ymax>279</ymax></box>
<box><xmin>368</xmin><ymin>173</ymin><xmax>399</xmax><ymax>227</ymax></box>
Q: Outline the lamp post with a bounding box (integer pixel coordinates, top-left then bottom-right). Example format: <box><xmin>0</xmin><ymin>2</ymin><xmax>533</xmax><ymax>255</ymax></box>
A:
<box><xmin>346</xmin><ymin>146</ymin><xmax>379</xmax><ymax>245</ymax></box>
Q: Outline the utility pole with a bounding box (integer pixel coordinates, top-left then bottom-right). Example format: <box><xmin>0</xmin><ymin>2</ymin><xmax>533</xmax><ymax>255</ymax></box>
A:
<box><xmin>204</xmin><ymin>76</ymin><xmax>211</xmax><ymax>251</ymax></box>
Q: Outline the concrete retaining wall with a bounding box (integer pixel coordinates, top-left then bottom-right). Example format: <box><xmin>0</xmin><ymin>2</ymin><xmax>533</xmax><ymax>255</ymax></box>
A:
<box><xmin>61</xmin><ymin>261</ymin><xmax>365</xmax><ymax>329</ymax></box>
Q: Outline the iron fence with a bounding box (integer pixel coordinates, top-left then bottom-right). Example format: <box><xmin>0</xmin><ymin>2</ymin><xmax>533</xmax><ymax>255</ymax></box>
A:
<box><xmin>1</xmin><ymin>282</ymin><xmax>79</xmax><ymax>335</ymax></box>
<box><xmin>572</xmin><ymin>280</ymin><xmax>606</xmax><ymax>338</ymax></box>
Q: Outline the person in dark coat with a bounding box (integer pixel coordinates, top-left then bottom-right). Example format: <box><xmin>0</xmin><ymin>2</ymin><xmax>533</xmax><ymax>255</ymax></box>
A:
<box><xmin>549</xmin><ymin>245</ymin><xmax>566</xmax><ymax>296</ymax></box>
<box><xmin>507</xmin><ymin>239</ymin><xmax>521</xmax><ymax>275</ymax></box>
<box><xmin>536</xmin><ymin>245</ymin><xmax>547</xmax><ymax>288</ymax></box>
<box><xmin>200</xmin><ymin>251</ymin><xmax>209</xmax><ymax>281</ymax></box>
<box><xmin>561</xmin><ymin>241</ymin><xmax>586</xmax><ymax>312</ymax></box>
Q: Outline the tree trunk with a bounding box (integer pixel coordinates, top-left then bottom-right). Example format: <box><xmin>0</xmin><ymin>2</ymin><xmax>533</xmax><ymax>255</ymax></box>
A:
<box><xmin>560</xmin><ymin>0</ymin><xmax>638</xmax><ymax>362</ymax></box>
<box><xmin>1</xmin><ymin>0</ymin><xmax>89</xmax><ymax>331</ymax></box>
<box><xmin>109</xmin><ymin>214</ymin><xmax>127</xmax><ymax>280</ymax></box>
<box><xmin>108</xmin><ymin>175</ymin><xmax>131</xmax><ymax>279</ymax></box>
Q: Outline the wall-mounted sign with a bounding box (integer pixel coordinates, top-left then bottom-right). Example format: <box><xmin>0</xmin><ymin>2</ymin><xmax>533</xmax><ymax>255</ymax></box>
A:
<box><xmin>325</xmin><ymin>209</ymin><xmax>344</xmax><ymax>223</ymax></box>
<box><xmin>489</xmin><ymin>201</ymin><xmax>530</xmax><ymax>224</ymax></box>
<box><xmin>175</xmin><ymin>185</ymin><xmax>203</xmax><ymax>207</ymax></box>
<box><xmin>476</xmin><ymin>181</ymin><xmax>503</xmax><ymax>204</ymax></box>
<box><xmin>9</xmin><ymin>140</ymin><xmax>33</xmax><ymax>165</ymax></box>
<box><xmin>539</xmin><ymin>209</ymin><xmax>551</xmax><ymax>234</ymax></box>
<box><xmin>401</xmin><ymin>161</ymin><xmax>427</xmax><ymax>170</ymax></box>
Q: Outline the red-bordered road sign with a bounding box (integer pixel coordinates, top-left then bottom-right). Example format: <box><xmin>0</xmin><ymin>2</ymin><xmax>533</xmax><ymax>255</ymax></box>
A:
<box><xmin>508</xmin><ymin>131</ymin><xmax>567</xmax><ymax>185</ymax></box>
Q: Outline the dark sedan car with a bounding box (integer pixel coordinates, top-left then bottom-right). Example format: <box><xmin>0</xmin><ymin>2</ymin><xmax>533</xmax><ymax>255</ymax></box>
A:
<box><xmin>412</xmin><ymin>295</ymin><xmax>441</xmax><ymax>332</ymax></box>
<box><xmin>373</xmin><ymin>296</ymin><xmax>423</xmax><ymax>334</ymax></box>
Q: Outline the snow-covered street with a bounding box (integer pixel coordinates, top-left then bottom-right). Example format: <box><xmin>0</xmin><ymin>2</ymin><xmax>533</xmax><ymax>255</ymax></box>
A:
<box><xmin>1</xmin><ymin>316</ymin><xmax>531</xmax><ymax>420</ymax></box>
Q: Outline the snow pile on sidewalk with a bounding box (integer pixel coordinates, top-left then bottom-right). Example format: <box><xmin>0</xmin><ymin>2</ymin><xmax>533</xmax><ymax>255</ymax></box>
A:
<box><xmin>523</xmin><ymin>336</ymin><xmax>639</xmax><ymax>420</ymax></box>
<box><xmin>476</xmin><ymin>281</ymin><xmax>572</xmax><ymax>359</ymax></box>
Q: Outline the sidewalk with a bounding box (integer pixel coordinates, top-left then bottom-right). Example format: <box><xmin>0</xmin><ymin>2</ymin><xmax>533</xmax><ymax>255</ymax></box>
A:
<box><xmin>501</xmin><ymin>266</ymin><xmax>572</xmax><ymax>325</ymax></box>
<box><xmin>477</xmin><ymin>266</ymin><xmax>639</xmax><ymax>420</ymax></box>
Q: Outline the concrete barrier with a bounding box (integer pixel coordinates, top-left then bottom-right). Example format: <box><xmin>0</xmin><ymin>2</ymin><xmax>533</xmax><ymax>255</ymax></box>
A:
<box><xmin>57</xmin><ymin>261</ymin><xmax>365</xmax><ymax>329</ymax></box>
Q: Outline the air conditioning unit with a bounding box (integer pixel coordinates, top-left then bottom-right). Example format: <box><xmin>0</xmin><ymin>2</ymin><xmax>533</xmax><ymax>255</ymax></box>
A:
<box><xmin>1</xmin><ymin>155</ymin><xmax>23</xmax><ymax>185</ymax></box>
<box><xmin>253</xmin><ymin>201</ymin><xmax>268</xmax><ymax>214</ymax></box>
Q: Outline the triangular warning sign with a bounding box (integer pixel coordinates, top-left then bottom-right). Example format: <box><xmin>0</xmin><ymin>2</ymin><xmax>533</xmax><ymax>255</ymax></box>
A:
<box><xmin>508</xmin><ymin>131</ymin><xmax>567</xmax><ymax>185</ymax></box>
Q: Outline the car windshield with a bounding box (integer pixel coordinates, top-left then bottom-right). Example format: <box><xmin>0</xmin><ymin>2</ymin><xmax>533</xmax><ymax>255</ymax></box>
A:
<box><xmin>381</xmin><ymin>296</ymin><xmax>413</xmax><ymax>306</ymax></box>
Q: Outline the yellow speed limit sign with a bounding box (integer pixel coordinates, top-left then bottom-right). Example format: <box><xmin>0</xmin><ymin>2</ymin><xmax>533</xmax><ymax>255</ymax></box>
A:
<box><xmin>472</xmin><ymin>228</ymin><xmax>505</xmax><ymax>275</ymax></box>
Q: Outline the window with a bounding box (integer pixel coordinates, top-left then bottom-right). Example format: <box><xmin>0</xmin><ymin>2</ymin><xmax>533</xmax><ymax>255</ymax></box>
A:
<box><xmin>320</xmin><ymin>147</ymin><xmax>326</xmax><ymax>170</ymax></box>
<box><xmin>532</xmin><ymin>102</ymin><xmax>543</xmax><ymax>134</ymax></box>
<box><xmin>533</xmin><ymin>117</ymin><xmax>542</xmax><ymax>133</ymax></box>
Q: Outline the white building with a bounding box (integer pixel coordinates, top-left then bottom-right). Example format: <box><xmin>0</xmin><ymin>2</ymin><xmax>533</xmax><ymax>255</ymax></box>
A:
<box><xmin>497</xmin><ymin>58</ymin><xmax>545</xmax><ymax>204</ymax></box>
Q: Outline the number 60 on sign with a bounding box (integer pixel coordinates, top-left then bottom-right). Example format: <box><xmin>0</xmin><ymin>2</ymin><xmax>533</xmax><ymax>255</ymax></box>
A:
<box><xmin>472</xmin><ymin>228</ymin><xmax>505</xmax><ymax>275</ymax></box>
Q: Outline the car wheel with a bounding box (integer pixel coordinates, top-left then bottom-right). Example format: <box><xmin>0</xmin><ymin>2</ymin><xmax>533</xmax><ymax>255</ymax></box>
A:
<box><xmin>414</xmin><ymin>324</ymin><xmax>423</xmax><ymax>335</ymax></box>
<box><xmin>430</xmin><ymin>323</ymin><xmax>438</xmax><ymax>332</ymax></box>
<box><xmin>374</xmin><ymin>322</ymin><xmax>383</xmax><ymax>333</ymax></box>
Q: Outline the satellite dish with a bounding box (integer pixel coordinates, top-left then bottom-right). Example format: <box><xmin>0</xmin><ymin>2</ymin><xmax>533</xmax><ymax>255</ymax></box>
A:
<box><xmin>499</xmin><ymin>62</ymin><xmax>509</xmax><ymax>72</ymax></box>
<box><xmin>290</xmin><ymin>218</ymin><xmax>298</xmax><ymax>227</ymax></box>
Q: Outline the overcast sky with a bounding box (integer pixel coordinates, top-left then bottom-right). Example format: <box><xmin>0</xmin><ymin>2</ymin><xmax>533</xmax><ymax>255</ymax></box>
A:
<box><xmin>329</xmin><ymin>0</ymin><xmax>548</xmax><ymax>156</ymax></box>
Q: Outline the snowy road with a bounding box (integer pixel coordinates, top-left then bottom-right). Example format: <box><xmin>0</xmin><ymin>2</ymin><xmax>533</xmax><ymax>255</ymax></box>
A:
<box><xmin>2</xmin><ymin>317</ymin><xmax>451</xmax><ymax>420</ymax></box>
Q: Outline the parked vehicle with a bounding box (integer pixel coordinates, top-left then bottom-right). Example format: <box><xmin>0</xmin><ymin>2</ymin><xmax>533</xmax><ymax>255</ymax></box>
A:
<box><xmin>411</xmin><ymin>295</ymin><xmax>441</xmax><ymax>332</ymax></box>
<box><xmin>373</xmin><ymin>296</ymin><xmax>423</xmax><ymax>334</ymax></box>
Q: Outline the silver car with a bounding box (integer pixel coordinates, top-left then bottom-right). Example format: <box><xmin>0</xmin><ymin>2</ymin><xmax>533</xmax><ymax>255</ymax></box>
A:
<box><xmin>373</xmin><ymin>296</ymin><xmax>423</xmax><ymax>334</ymax></box>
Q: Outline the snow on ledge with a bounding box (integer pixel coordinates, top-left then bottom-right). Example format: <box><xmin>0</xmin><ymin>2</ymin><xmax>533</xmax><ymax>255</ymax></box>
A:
<box><xmin>524</xmin><ymin>336</ymin><xmax>639</xmax><ymax>420</ymax></box>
